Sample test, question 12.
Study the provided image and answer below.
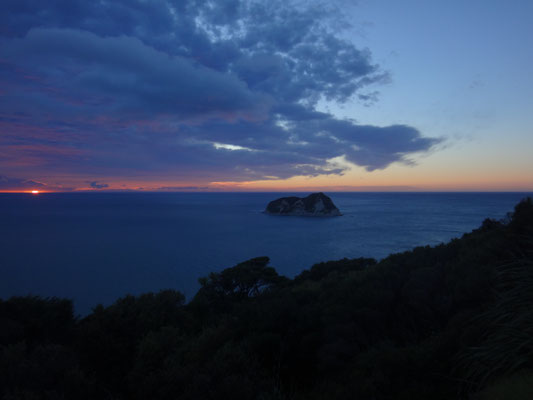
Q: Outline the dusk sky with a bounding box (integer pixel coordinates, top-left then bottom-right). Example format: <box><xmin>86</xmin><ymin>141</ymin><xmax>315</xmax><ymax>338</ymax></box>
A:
<box><xmin>1</xmin><ymin>0</ymin><xmax>532</xmax><ymax>192</ymax></box>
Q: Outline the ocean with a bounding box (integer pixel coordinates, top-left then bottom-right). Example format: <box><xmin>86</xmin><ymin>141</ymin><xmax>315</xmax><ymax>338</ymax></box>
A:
<box><xmin>0</xmin><ymin>192</ymin><xmax>530</xmax><ymax>314</ymax></box>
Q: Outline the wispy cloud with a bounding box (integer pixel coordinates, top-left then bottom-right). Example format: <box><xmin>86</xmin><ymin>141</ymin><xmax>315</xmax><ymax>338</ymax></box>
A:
<box><xmin>0</xmin><ymin>175</ymin><xmax>45</xmax><ymax>190</ymax></box>
<box><xmin>89</xmin><ymin>181</ymin><xmax>109</xmax><ymax>189</ymax></box>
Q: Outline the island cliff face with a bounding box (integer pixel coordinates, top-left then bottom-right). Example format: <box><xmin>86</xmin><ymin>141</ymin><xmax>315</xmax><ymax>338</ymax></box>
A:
<box><xmin>265</xmin><ymin>192</ymin><xmax>342</xmax><ymax>217</ymax></box>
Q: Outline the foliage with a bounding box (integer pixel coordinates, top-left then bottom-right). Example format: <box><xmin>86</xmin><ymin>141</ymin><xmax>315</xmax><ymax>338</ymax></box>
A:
<box><xmin>477</xmin><ymin>370</ymin><xmax>533</xmax><ymax>400</ymax></box>
<box><xmin>196</xmin><ymin>256</ymin><xmax>286</xmax><ymax>301</ymax></box>
<box><xmin>1</xmin><ymin>197</ymin><xmax>532</xmax><ymax>399</ymax></box>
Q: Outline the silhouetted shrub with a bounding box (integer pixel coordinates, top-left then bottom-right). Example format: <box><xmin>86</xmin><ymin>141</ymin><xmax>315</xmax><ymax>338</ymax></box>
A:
<box><xmin>2</xmin><ymin>197</ymin><xmax>533</xmax><ymax>399</ymax></box>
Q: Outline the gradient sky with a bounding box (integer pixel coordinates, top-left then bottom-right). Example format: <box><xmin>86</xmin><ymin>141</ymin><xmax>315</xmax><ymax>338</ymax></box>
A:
<box><xmin>1</xmin><ymin>0</ymin><xmax>532</xmax><ymax>192</ymax></box>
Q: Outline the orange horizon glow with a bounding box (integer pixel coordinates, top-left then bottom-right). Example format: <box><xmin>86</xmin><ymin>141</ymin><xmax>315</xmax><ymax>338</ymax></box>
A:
<box><xmin>1</xmin><ymin>184</ymin><xmax>532</xmax><ymax>194</ymax></box>
<box><xmin>0</xmin><ymin>190</ymin><xmax>49</xmax><ymax>194</ymax></box>
<box><xmin>2</xmin><ymin>151</ymin><xmax>533</xmax><ymax>194</ymax></box>
<box><xmin>2</xmin><ymin>166</ymin><xmax>533</xmax><ymax>194</ymax></box>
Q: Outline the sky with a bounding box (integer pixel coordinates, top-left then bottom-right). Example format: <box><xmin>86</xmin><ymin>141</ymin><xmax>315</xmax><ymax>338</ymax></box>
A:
<box><xmin>1</xmin><ymin>0</ymin><xmax>532</xmax><ymax>192</ymax></box>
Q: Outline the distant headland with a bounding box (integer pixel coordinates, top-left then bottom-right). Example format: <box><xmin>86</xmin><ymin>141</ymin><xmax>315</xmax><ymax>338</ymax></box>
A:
<box><xmin>264</xmin><ymin>192</ymin><xmax>342</xmax><ymax>217</ymax></box>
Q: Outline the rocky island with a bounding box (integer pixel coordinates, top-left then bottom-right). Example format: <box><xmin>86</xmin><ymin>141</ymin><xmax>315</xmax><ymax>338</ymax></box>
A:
<box><xmin>264</xmin><ymin>192</ymin><xmax>342</xmax><ymax>217</ymax></box>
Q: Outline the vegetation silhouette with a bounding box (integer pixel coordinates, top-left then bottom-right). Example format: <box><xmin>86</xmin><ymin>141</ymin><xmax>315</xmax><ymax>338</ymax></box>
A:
<box><xmin>1</xmin><ymin>198</ymin><xmax>532</xmax><ymax>399</ymax></box>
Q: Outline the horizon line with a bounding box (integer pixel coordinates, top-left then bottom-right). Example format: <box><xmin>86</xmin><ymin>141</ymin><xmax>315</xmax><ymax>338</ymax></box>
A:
<box><xmin>2</xmin><ymin>189</ymin><xmax>533</xmax><ymax>194</ymax></box>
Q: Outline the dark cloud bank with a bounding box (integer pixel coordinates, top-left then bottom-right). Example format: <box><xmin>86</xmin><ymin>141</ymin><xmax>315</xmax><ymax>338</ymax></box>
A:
<box><xmin>0</xmin><ymin>0</ymin><xmax>440</xmax><ymax>187</ymax></box>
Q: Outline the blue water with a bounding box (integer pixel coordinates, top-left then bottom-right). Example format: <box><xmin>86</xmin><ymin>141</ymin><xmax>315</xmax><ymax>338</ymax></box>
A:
<box><xmin>0</xmin><ymin>192</ymin><xmax>530</xmax><ymax>314</ymax></box>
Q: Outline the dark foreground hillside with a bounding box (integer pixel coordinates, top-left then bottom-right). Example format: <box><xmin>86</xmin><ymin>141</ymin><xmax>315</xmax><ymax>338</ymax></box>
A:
<box><xmin>1</xmin><ymin>198</ymin><xmax>532</xmax><ymax>400</ymax></box>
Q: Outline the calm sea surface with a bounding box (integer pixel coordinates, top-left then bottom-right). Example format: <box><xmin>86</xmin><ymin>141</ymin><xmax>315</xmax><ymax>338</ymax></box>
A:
<box><xmin>0</xmin><ymin>192</ymin><xmax>530</xmax><ymax>314</ymax></box>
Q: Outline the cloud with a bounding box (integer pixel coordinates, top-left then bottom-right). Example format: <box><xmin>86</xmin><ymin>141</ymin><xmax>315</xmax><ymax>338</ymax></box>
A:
<box><xmin>0</xmin><ymin>175</ymin><xmax>45</xmax><ymax>190</ymax></box>
<box><xmin>0</xmin><ymin>0</ymin><xmax>440</xmax><ymax>187</ymax></box>
<box><xmin>1</xmin><ymin>28</ymin><xmax>270</xmax><ymax>122</ymax></box>
<box><xmin>156</xmin><ymin>186</ymin><xmax>210</xmax><ymax>191</ymax></box>
<box><xmin>89</xmin><ymin>181</ymin><xmax>109</xmax><ymax>189</ymax></box>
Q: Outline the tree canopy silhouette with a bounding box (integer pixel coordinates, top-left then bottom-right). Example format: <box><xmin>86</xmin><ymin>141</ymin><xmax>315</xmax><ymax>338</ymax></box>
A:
<box><xmin>1</xmin><ymin>198</ymin><xmax>532</xmax><ymax>399</ymax></box>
